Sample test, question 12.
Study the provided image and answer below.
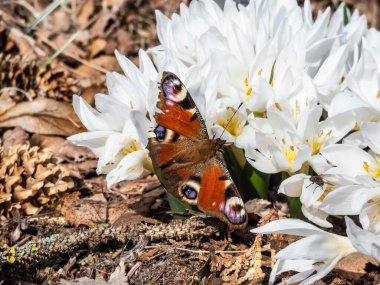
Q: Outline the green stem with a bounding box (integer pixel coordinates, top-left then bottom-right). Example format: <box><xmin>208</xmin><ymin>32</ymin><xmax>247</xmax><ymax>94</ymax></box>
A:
<box><xmin>287</xmin><ymin>197</ymin><xmax>305</xmax><ymax>220</ymax></box>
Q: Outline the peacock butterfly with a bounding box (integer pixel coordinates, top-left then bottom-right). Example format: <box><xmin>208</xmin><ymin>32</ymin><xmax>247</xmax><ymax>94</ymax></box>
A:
<box><xmin>148</xmin><ymin>72</ymin><xmax>248</xmax><ymax>229</ymax></box>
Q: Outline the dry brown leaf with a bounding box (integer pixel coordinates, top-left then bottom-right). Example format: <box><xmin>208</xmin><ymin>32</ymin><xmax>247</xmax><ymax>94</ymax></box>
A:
<box><xmin>334</xmin><ymin>252</ymin><xmax>380</xmax><ymax>281</ymax></box>
<box><xmin>245</xmin><ymin>199</ymin><xmax>272</xmax><ymax>217</ymax></box>
<box><xmin>0</xmin><ymin>94</ymin><xmax>16</xmax><ymax>116</ymax></box>
<box><xmin>43</xmin><ymin>32</ymin><xmax>87</xmax><ymax>59</ymax></box>
<box><xmin>90</xmin><ymin>38</ymin><xmax>107</xmax><ymax>58</ymax></box>
<box><xmin>76</xmin><ymin>0</ymin><xmax>96</xmax><ymax>28</ymax></box>
<box><xmin>59</xmin><ymin>260</ymin><xmax>127</xmax><ymax>285</ymax></box>
<box><xmin>75</xmin><ymin>55</ymin><xmax>118</xmax><ymax>77</ymax></box>
<box><xmin>51</xmin><ymin>10</ymin><xmax>71</xmax><ymax>33</ymax></box>
<box><xmin>0</xmin><ymin>98</ymin><xmax>84</xmax><ymax>136</ymax></box>
<box><xmin>61</xmin><ymin>197</ymin><xmax>106</xmax><ymax>227</ymax></box>
<box><xmin>2</xmin><ymin>127</ymin><xmax>28</xmax><ymax>150</ymax></box>
<box><xmin>90</xmin><ymin>12</ymin><xmax>116</xmax><ymax>38</ymax></box>
<box><xmin>61</xmin><ymin>192</ymin><xmax>138</xmax><ymax>227</ymax></box>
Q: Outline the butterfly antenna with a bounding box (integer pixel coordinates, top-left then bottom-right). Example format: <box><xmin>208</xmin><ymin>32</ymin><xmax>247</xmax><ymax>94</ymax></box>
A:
<box><xmin>218</xmin><ymin>102</ymin><xmax>243</xmax><ymax>140</ymax></box>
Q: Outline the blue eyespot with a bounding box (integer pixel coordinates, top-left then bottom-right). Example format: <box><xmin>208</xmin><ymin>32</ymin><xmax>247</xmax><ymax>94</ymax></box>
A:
<box><xmin>182</xmin><ymin>185</ymin><xmax>197</xmax><ymax>200</ymax></box>
<box><xmin>154</xmin><ymin>125</ymin><xmax>166</xmax><ymax>141</ymax></box>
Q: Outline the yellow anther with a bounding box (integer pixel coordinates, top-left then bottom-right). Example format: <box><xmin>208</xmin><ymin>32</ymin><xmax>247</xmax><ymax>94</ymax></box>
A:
<box><xmin>363</xmin><ymin>160</ymin><xmax>380</xmax><ymax>179</ymax></box>
<box><xmin>122</xmin><ymin>139</ymin><xmax>140</xmax><ymax>155</ymax></box>
<box><xmin>275</xmin><ymin>102</ymin><xmax>283</xmax><ymax>111</ymax></box>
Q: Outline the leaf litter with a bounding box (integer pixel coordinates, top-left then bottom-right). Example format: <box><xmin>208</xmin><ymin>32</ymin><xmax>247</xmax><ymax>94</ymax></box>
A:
<box><xmin>0</xmin><ymin>0</ymin><xmax>379</xmax><ymax>284</ymax></box>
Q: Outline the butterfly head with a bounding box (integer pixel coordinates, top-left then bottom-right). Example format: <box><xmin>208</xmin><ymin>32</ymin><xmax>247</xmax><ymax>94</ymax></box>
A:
<box><xmin>213</xmin><ymin>137</ymin><xmax>227</xmax><ymax>152</ymax></box>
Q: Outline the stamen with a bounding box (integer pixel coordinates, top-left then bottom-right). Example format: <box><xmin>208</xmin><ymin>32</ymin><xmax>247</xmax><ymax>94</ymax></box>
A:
<box><xmin>363</xmin><ymin>160</ymin><xmax>380</xmax><ymax>179</ymax></box>
<box><xmin>122</xmin><ymin>139</ymin><xmax>140</xmax><ymax>155</ymax></box>
<box><xmin>311</xmin><ymin>129</ymin><xmax>333</xmax><ymax>154</ymax></box>
<box><xmin>275</xmin><ymin>102</ymin><xmax>283</xmax><ymax>111</ymax></box>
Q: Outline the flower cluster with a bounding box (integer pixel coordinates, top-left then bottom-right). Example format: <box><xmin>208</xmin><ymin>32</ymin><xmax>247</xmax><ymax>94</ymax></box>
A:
<box><xmin>69</xmin><ymin>0</ymin><xmax>380</xmax><ymax>283</ymax></box>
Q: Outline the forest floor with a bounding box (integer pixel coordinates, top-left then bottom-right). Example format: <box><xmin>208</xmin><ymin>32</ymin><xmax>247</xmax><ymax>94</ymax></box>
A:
<box><xmin>0</xmin><ymin>0</ymin><xmax>379</xmax><ymax>284</ymax></box>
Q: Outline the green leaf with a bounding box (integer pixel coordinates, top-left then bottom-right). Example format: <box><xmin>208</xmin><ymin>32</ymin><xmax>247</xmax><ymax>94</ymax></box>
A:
<box><xmin>223</xmin><ymin>146</ymin><xmax>245</xmax><ymax>182</ymax></box>
<box><xmin>287</xmin><ymin>197</ymin><xmax>305</xmax><ymax>220</ymax></box>
<box><xmin>241</xmin><ymin>163</ymin><xmax>269</xmax><ymax>199</ymax></box>
<box><xmin>343</xmin><ymin>3</ymin><xmax>349</xmax><ymax>26</ymax></box>
<box><xmin>166</xmin><ymin>192</ymin><xmax>193</xmax><ymax>216</ymax></box>
<box><xmin>223</xmin><ymin>146</ymin><xmax>269</xmax><ymax>200</ymax></box>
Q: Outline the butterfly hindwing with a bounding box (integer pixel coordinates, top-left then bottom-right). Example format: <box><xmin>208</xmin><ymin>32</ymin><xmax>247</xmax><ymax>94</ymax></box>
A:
<box><xmin>197</xmin><ymin>158</ymin><xmax>247</xmax><ymax>228</ymax></box>
<box><xmin>148</xmin><ymin>133</ymin><xmax>204</xmax><ymax>206</ymax></box>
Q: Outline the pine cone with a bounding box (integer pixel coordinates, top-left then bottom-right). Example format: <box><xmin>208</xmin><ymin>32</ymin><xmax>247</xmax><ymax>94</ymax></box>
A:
<box><xmin>0</xmin><ymin>144</ymin><xmax>74</xmax><ymax>220</ymax></box>
<box><xmin>0</xmin><ymin>53</ymin><xmax>79</xmax><ymax>102</ymax></box>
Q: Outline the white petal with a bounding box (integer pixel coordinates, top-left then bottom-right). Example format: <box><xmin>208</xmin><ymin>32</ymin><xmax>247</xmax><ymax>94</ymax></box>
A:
<box><xmin>345</xmin><ymin>217</ymin><xmax>380</xmax><ymax>263</ymax></box>
<box><xmin>245</xmin><ymin>148</ymin><xmax>279</xmax><ymax>174</ymax></box>
<box><xmin>299</xmin><ymin>254</ymin><xmax>347</xmax><ymax>285</ymax></box>
<box><xmin>106</xmin><ymin>149</ymin><xmax>149</xmax><ymax>188</ymax></box>
<box><xmin>251</xmin><ymin>218</ymin><xmax>325</xmax><ymax>236</ymax></box>
<box><xmin>276</xmin><ymin>235</ymin><xmax>352</xmax><ymax>261</ymax></box>
<box><xmin>301</xmin><ymin>205</ymin><xmax>332</xmax><ymax>228</ymax></box>
<box><xmin>72</xmin><ymin>95</ymin><xmax>112</xmax><ymax>131</ymax></box>
<box><xmin>68</xmin><ymin>131</ymin><xmax>115</xmax><ymax>157</ymax></box>
<box><xmin>321</xmin><ymin>144</ymin><xmax>373</xmax><ymax>175</ymax></box>
<box><xmin>320</xmin><ymin>185</ymin><xmax>365</xmax><ymax>215</ymax></box>
<box><xmin>235</xmin><ymin>124</ymin><xmax>256</xmax><ymax>149</ymax></box>
<box><xmin>130</xmin><ymin>110</ymin><xmax>150</xmax><ymax>147</ymax></box>
<box><xmin>318</xmin><ymin>112</ymin><xmax>356</xmax><ymax>146</ymax></box>
<box><xmin>278</xmin><ymin>174</ymin><xmax>307</xmax><ymax>197</ymax></box>
<box><xmin>361</xmin><ymin>122</ymin><xmax>380</xmax><ymax>154</ymax></box>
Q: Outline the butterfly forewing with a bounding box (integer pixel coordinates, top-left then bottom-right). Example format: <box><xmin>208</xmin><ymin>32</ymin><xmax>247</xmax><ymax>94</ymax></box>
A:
<box><xmin>156</xmin><ymin>72</ymin><xmax>208</xmax><ymax>139</ymax></box>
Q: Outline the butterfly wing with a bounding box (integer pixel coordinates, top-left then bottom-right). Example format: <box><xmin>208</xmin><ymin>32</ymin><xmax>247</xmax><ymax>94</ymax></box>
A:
<box><xmin>155</xmin><ymin>71</ymin><xmax>208</xmax><ymax>140</ymax></box>
<box><xmin>197</xmin><ymin>157</ymin><xmax>248</xmax><ymax>229</ymax></box>
<box><xmin>148</xmin><ymin>72</ymin><xmax>208</xmax><ymax>205</ymax></box>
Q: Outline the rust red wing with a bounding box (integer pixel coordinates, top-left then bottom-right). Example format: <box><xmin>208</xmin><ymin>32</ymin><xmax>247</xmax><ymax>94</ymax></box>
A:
<box><xmin>147</xmin><ymin>72</ymin><xmax>209</xmax><ymax>205</ymax></box>
<box><xmin>155</xmin><ymin>71</ymin><xmax>208</xmax><ymax>140</ymax></box>
<box><xmin>197</xmin><ymin>159</ymin><xmax>248</xmax><ymax>229</ymax></box>
<box><xmin>148</xmin><ymin>132</ymin><xmax>204</xmax><ymax>206</ymax></box>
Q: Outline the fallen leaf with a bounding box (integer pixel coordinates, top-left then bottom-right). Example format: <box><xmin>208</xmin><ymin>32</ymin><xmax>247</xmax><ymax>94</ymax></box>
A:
<box><xmin>61</xmin><ymin>197</ymin><xmax>106</xmax><ymax>227</ymax></box>
<box><xmin>59</xmin><ymin>259</ymin><xmax>127</xmax><ymax>284</ymax></box>
<box><xmin>75</xmin><ymin>55</ymin><xmax>118</xmax><ymax>77</ymax></box>
<box><xmin>0</xmin><ymin>94</ymin><xmax>16</xmax><ymax>116</ymax></box>
<box><xmin>245</xmin><ymin>199</ymin><xmax>272</xmax><ymax>218</ymax></box>
<box><xmin>61</xmin><ymin>193</ymin><xmax>138</xmax><ymax>227</ymax></box>
<box><xmin>0</xmin><ymin>98</ymin><xmax>85</xmax><ymax>136</ymax></box>
<box><xmin>76</xmin><ymin>0</ymin><xmax>96</xmax><ymax>28</ymax></box>
<box><xmin>90</xmin><ymin>38</ymin><xmax>107</xmax><ymax>58</ymax></box>
<box><xmin>2</xmin><ymin>127</ymin><xmax>29</xmax><ymax>151</ymax></box>
<box><xmin>334</xmin><ymin>252</ymin><xmax>379</xmax><ymax>281</ymax></box>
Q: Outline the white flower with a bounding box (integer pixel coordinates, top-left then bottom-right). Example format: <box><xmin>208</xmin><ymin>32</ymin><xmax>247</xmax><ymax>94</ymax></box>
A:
<box><xmin>69</xmin><ymin>50</ymin><xmax>157</xmax><ymax>187</ymax></box>
<box><xmin>318</xmin><ymin>131</ymin><xmax>380</xmax><ymax>234</ymax></box>
<box><xmin>297</xmin><ymin>105</ymin><xmax>355</xmax><ymax>155</ymax></box>
<box><xmin>246</xmin><ymin>109</ymin><xmax>311</xmax><ymax>173</ymax></box>
<box><xmin>210</xmin><ymin>104</ymin><xmax>252</xmax><ymax>148</ymax></box>
<box><xmin>251</xmin><ymin>218</ymin><xmax>356</xmax><ymax>285</ymax></box>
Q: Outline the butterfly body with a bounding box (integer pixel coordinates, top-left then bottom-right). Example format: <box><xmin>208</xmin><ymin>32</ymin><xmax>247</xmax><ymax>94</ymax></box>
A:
<box><xmin>148</xmin><ymin>72</ymin><xmax>248</xmax><ymax>229</ymax></box>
